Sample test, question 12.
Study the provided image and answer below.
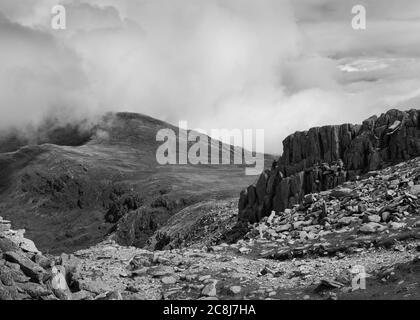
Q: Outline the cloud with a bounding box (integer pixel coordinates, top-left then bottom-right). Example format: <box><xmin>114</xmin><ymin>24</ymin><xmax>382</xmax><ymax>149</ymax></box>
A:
<box><xmin>0</xmin><ymin>11</ymin><xmax>98</xmax><ymax>129</ymax></box>
<box><xmin>0</xmin><ymin>0</ymin><xmax>419</xmax><ymax>153</ymax></box>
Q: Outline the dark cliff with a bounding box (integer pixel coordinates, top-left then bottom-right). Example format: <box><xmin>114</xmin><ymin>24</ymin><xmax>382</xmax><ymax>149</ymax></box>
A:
<box><xmin>238</xmin><ymin>109</ymin><xmax>420</xmax><ymax>224</ymax></box>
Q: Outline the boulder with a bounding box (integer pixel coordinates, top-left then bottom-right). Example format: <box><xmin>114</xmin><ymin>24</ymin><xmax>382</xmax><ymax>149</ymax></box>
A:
<box><xmin>366</xmin><ymin>215</ymin><xmax>381</xmax><ymax>223</ymax></box>
<box><xmin>276</xmin><ymin>223</ymin><xmax>292</xmax><ymax>232</ymax></box>
<box><xmin>16</xmin><ymin>282</ymin><xmax>52</xmax><ymax>299</ymax></box>
<box><xmin>201</xmin><ymin>282</ymin><xmax>217</xmax><ymax>297</ymax></box>
<box><xmin>229</xmin><ymin>286</ymin><xmax>242</xmax><ymax>295</ymax></box>
<box><xmin>0</xmin><ymin>237</ymin><xmax>20</xmax><ymax>253</ymax></box>
<box><xmin>3</xmin><ymin>251</ymin><xmax>46</xmax><ymax>283</ymax></box>
<box><xmin>330</xmin><ymin>188</ymin><xmax>353</xmax><ymax>199</ymax></box>
<box><xmin>389</xmin><ymin>222</ymin><xmax>406</xmax><ymax>230</ymax></box>
<box><xmin>359</xmin><ymin>222</ymin><xmax>387</xmax><ymax>234</ymax></box>
<box><xmin>410</xmin><ymin>185</ymin><xmax>420</xmax><ymax>196</ymax></box>
<box><xmin>161</xmin><ymin>276</ymin><xmax>177</xmax><ymax>285</ymax></box>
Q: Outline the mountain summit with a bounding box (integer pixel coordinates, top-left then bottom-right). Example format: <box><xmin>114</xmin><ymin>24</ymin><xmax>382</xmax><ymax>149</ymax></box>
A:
<box><xmin>0</xmin><ymin>112</ymin><xmax>260</xmax><ymax>253</ymax></box>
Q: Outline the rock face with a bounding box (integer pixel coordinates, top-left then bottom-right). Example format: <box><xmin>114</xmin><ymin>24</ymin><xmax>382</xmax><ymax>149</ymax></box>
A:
<box><xmin>0</xmin><ymin>217</ymin><xmax>80</xmax><ymax>300</ymax></box>
<box><xmin>239</xmin><ymin>109</ymin><xmax>420</xmax><ymax>224</ymax></box>
<box><xmin>0</xmin><ymin>220</ymin><xmax>52</xmax><ymax>300</ymax></box>
<box><xmin>243</xmin><ymin>156</ymin><xmax>420</xmax><ymax>260</ymax></box>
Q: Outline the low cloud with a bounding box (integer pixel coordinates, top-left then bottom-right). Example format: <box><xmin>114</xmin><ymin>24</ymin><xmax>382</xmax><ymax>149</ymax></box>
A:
<box><xmin>0</xmin><ymin>0</ymin><xmax>419</xmax><ymax>153</ymax></box>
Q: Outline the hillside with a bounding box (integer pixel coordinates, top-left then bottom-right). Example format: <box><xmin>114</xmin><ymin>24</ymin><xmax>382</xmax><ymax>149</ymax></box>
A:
<box><xmin>1</xmin><ymin>108</ymin><xmax>419</xmax><ymax>301</ymax></box>
<box><xmin>0</xmin><ymin>112</ymin><xmax>270</xmax><ymax>253</ymax></box>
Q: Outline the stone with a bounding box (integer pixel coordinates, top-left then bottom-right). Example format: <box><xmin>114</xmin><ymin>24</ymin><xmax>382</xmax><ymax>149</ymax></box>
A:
<box><xmin>198</xmin><ymin>275</ymin><xmax>211</xmax><ymax>282</ymax></box>
<box><xmin>51</xmin><ymin>266</ymin><xmax>69</xmax><ymax>291</ymax></box>
<box><xmin>72</xmin><ymin>290</ymin><xmax>95</xmax><ymax>300</ymax></box>
<box><xmin>8</xmin><ymin>265</ymin><xmax>30</xmax><ymax>283</ymax></box>
<box><xmin>358</xmin><ymin>204</ymin><xmax>367</xmax><ymax>213</ymax></box>
<box><xmin>299</xmin><ymin>231</ymin><xmax>310</xmax><ymax>241</ymax></box>
<box><xmin>201</xmin><ymin>282</ymin><xmax>217</xmax><ymax>297</ymax></box>
<box><xmin>266</xmin><ymin>211</ymin><xmax>276</xmax><ymax>225</ymax></box>
<box><xmin>388</xmin><ymin>120</ymin><xmax>401</xmax><ymax>132</ymax></box>
<box><xmin>366</xmin><ymin>215</ymin><xmax>381</xmax><ymax>223</ymax></box>
<box><xmin>33</xmin><ymin>254</ymin><xmax>53</xmax><ymax>269</ymax></box>
<box><xmin>0</xmin><ymin>237</ymin><xmax>20</xmax><ymax>253</ymax></box>
<box><xmin>3</xmin><ymin>251</ymin><xmax>46</xmax><ymax>283</ymax></box>
<box><xmin>129</xmin><ymin>254</ymin><xmax>153</xmax><ymax>269</ymax></box>
<box><xmin>330</xmin><ymin>188</ymin><xmax>353</xmax><ymax>199</ymax></box>
<box><xmin>229</xmin><ymin>286</ymin><xmax>242</xmax><ymax>295</ymax></box>
<box><xmin>4</xmin><ymin>229</ymin><xmax>39</xmax><ymax>253</ymax></box>
<box><xmin>338</xmin><ymin>217</ymin><xmax>354</xmax><ymax>226</ymax></box>
<box><xmin>17</xmin><ymin>238</ymin><xmax>39</xmax><ymax>254</ymax></box>
<box><xmin>238</xmin><ymin>247</ymin><xmax>251</xmax><ymax>254</ymax></box>
<box><xmin>147</xmin><ymin>265</ymin><xmax>175</xmax><ymax>278</ymax></box>
<box><xmin>0</xmin><ymin>285</ymin><xmax>13</xmax><ymax>300</ymax></box>
<box><xmin>78</xmin><ymin>279</ymin><xmax>113</xmax><ymax>295</ymax></box>
<box><xmin>381</xmin><ymin>212</ymin><xmax>391</xmax><ymax>223</ymax></box>
<box><xmin>293</xmin><ymin>221</ymin><xmax>305</xmax><ymax>230</ymax></box>
<box><xmin>53</xmin><ymin>289</ymin><xmax>73</xmax><ymax>300</ymax></box>
<box><xmin>389</xmin><ymin>222</ymin><xmax>405</xmax><ymax>230</ymax></box>
<box><xmin>0</xmin><ymin>265</ymin><xmax>14</xmax><ymax>286</ymax></box>
<box><xmin>185</xmin><ymin>274</ymin><xmax>198</xmax><ymax>281</ymax></box>
<box><xmin>161</xmin><ymin>276</ymin><xmax>177</xmax><ymax>285</ymax></box>
<box><xmin>410</xmin><ymin>185</ymin><xmax>420</xmax><ymax>196</ymax></box>
<box><xmin>303</xmin><ymin>194</ymin><xmax>316</xmax><ymax>205</ymax></box>
<box><xmin>359</xmin><ymin>222</ymin><xmax>387</xmax><ymax>234</ymax></box>
<box><xmin>315</xmin><ymin>279</ymin><xmax>344</xmax><ymax>293</ymax></box>
<box><xmin>276</xmin><ymin>224</ymin><xmax>292</xmax><ymax>232</ymax></box>
<box><xmin>16</xmin><ymin>282</ymin><xmax>51</xmax><ymax>299</ymax></box>
<box><xmin>95</xmin><ymin>290</ymin><xmax>123</xmax><ymax>300</ymax></box>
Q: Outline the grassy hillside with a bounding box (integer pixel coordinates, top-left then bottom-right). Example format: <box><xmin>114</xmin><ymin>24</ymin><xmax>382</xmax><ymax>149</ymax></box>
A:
<box><xmin>0</xmin><ymin>112</ymin><xmax>273</xmax><ymax>253</ymax></box>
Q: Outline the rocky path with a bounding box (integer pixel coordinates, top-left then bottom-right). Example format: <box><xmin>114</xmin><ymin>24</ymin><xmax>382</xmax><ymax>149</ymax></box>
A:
<box><xmin>70</xmin><ymin>236</ymin><xmax>419</xmax><ymax>300</ymax></box>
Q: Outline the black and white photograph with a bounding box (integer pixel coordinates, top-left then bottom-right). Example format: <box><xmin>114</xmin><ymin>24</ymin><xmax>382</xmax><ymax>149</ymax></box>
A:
<box><xmin>0</xmin><ymin>0</ymin><xmax>419</xmax><ymax>310</ymax></box>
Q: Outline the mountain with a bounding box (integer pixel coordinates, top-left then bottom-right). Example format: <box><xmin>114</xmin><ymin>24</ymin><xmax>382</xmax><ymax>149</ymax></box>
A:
<box><xmin>0</xmin><ymin>112</ymin><xmax>272</xmax><ymax>254</ymax></box>
<box><xmin>1</xmin><ymin>108</ymin><xmax>419</xmax><ymax>301</ymax></box>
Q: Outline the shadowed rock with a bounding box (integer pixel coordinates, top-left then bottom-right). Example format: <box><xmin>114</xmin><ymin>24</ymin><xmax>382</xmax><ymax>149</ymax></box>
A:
<box><xmin>239</xmin><ymin>109</ymin><xmax>420</xmax><ymax>224</ymax></box>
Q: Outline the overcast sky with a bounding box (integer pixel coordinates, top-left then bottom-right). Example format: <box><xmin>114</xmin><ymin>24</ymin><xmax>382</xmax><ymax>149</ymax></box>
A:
<box><xmin>1</xmin><ymin>0</ymin><xmax>420</xmax><ymax>153</ymax></box>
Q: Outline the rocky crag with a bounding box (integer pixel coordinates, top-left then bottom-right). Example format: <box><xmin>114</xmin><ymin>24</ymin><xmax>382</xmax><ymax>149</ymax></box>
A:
<box><xmin>0</xmin><ymin>217</ymin><xmax>76</xmax><ymax>300</ymax></box>
<box><xmin>239</xmin><ymin>109</ymin><xmax>420</xmax><ymax>224</ymax></box>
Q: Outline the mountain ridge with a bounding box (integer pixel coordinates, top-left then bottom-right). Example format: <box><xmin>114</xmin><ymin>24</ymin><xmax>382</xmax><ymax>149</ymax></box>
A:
<box><xmin>238</xmin><ymin>108</ymin><xmax>420</xmax><ymax>224</ymax></box>
<box><xmin>0</xmin><ymin>112</ymin><xmax>264</xmax><ymax>253</ymax></box>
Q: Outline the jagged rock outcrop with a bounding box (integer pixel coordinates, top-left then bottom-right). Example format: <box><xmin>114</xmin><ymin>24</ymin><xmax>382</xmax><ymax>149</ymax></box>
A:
<box><xmin>239</xmin><ymin>109</ymin><xmax>420</xmax><ymax>224</ymax></box>
<box><xmin>243</xmin><ymin>156</ymin><xmax>420</xmax><ymax>260</ymax></box>
<box><xmin>0</xmin><ymin>217</ymin><xmax>53</xmax><ymax>300</ymax></box>
<box><xmin>0</xmin><ymin>216</ymin><xmax>83</xmax><ymax>300</ymax></box>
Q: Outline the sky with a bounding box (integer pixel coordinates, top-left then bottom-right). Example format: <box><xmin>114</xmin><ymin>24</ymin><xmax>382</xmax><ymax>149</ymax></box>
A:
<box><xmin>1</xmin><ymin>0</ymin><xmax>420</xmax><ymax>153</ymax></box>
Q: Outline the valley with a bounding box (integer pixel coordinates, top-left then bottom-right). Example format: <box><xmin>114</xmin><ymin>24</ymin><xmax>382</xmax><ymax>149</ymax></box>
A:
<box><xmin>0</xmin><ymin>108</ymin><xmax>419</xmax><ymax>300</ymax></box>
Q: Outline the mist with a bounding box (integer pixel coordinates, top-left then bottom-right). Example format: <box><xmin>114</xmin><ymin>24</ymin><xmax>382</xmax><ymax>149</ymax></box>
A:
<box><xmin>1</xmin><ymin>0</ymin><xmax>420</xmax><ymax>153</ymax></box>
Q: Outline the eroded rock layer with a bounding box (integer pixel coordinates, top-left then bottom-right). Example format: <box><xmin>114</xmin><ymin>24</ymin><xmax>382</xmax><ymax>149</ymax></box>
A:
<box><xmin>239</xmin><ymin>109</ymin><xmax>420</xmax><ymax>223</ymax></box>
